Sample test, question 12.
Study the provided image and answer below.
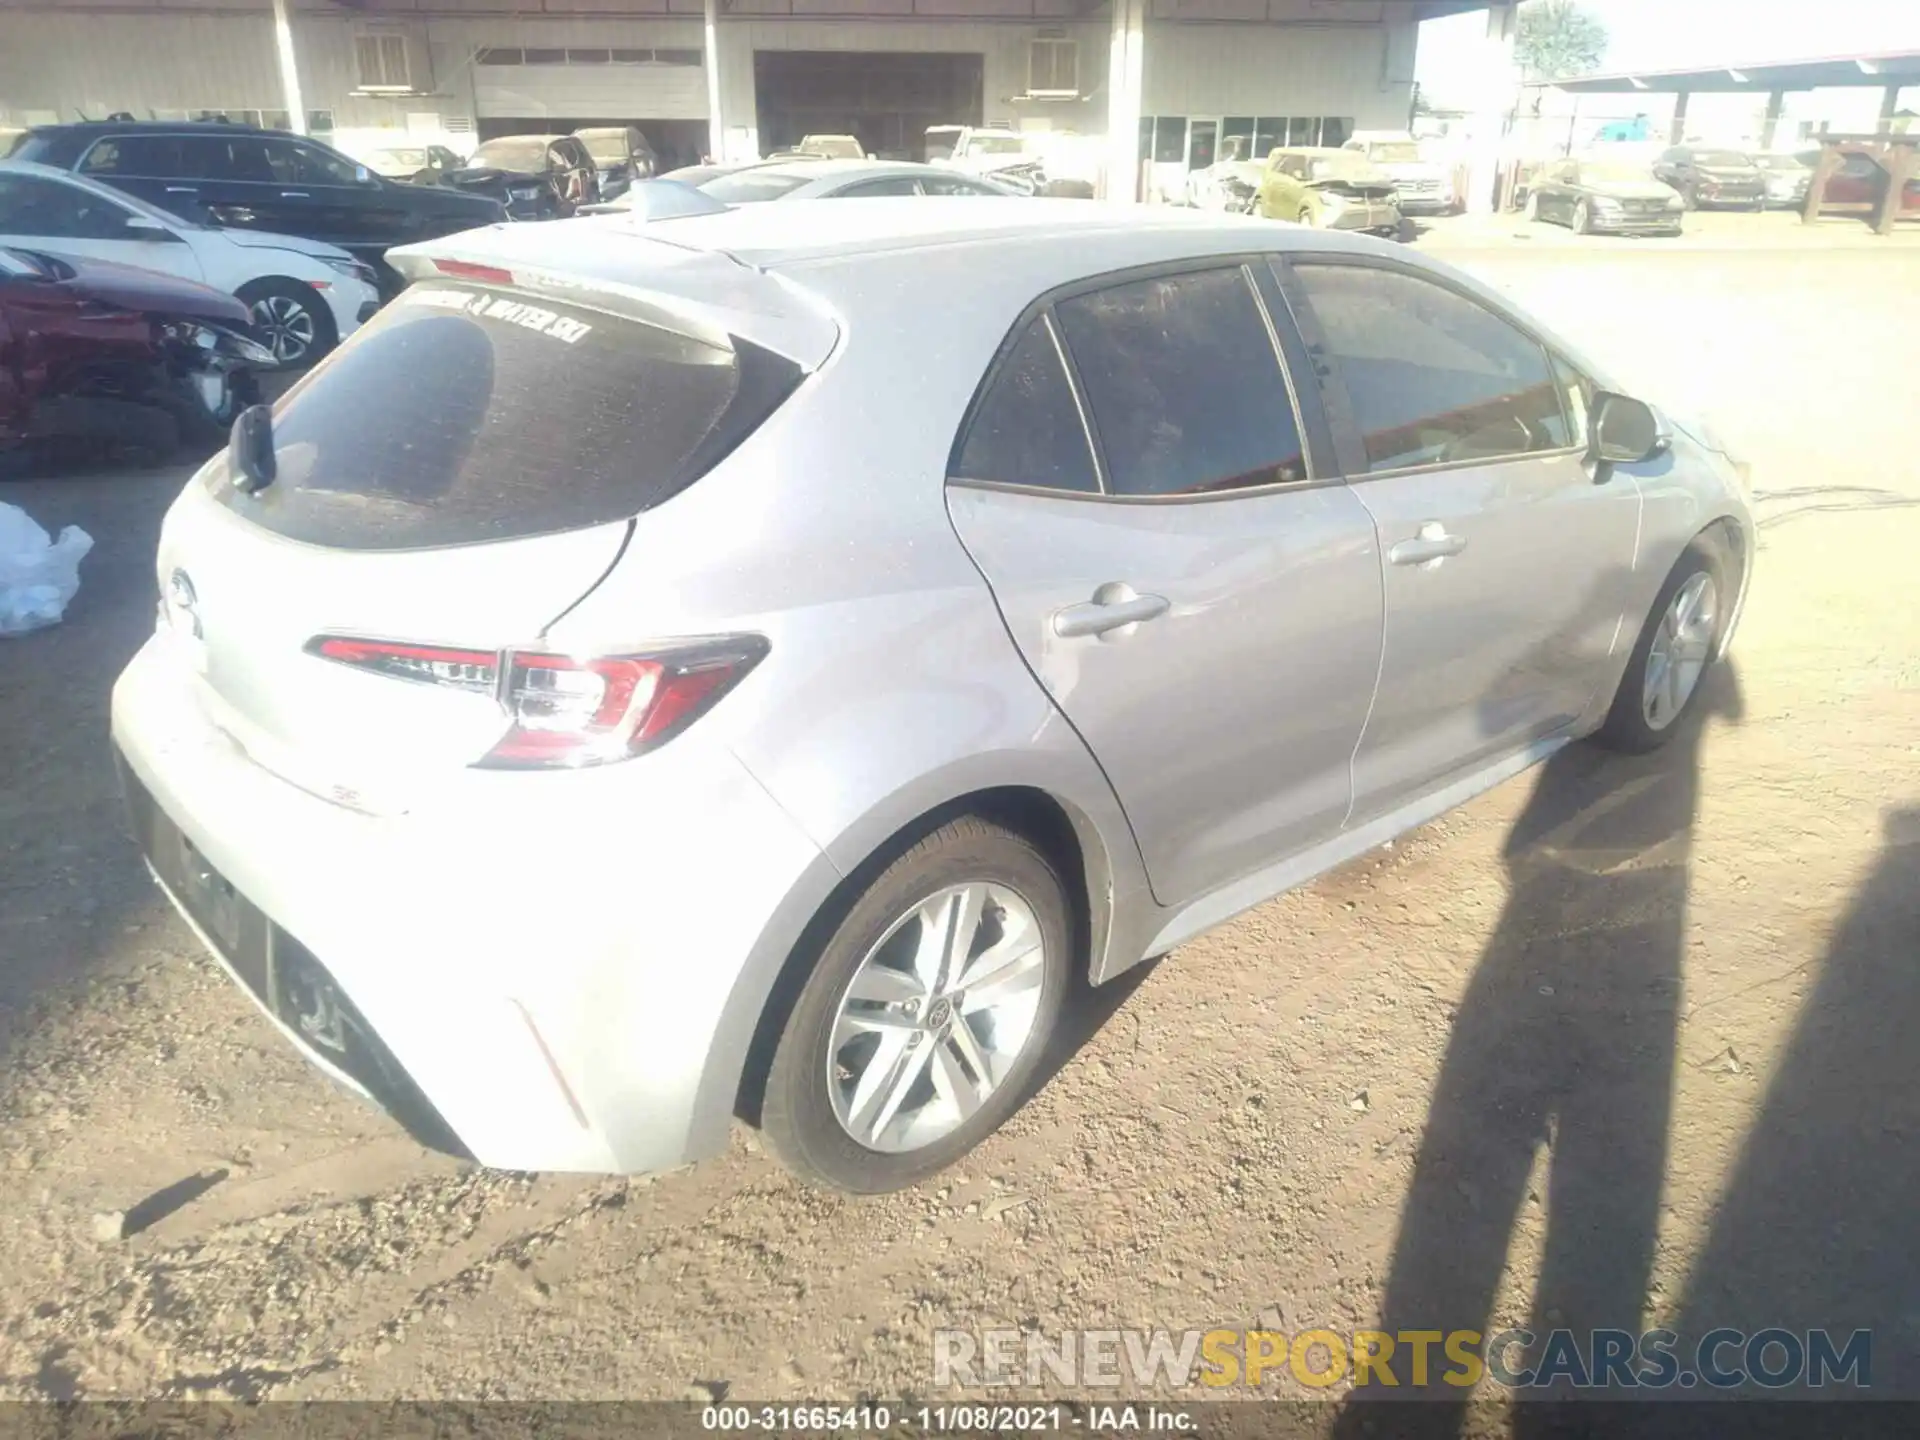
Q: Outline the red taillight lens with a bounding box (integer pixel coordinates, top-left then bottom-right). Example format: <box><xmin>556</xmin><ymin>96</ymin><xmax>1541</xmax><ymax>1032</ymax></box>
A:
<box><xmin>305</xmin><ymin>635</ymin><xmax>766</xmax><ymax>769</ymax></box>
<box><xmin>433</xmin><ymin>258</ymin><xmax>515</xmax><ymax>284</ymax></box>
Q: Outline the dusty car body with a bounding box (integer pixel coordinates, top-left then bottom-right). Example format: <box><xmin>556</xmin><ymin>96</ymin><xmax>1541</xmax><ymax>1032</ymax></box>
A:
<box><xmin>1654</xmin><ymin>147</ymin><xmax>1767</xmax><ymax>210</ymax></box>
<box><xmin>926</xmin><ymin>125</ymin><xmax>1047</xmax><ymax>195</ymax></box>
<box><xmin>573</xmin><ymin>127</ymin><xmax>658</xmax><ymax>201</ymax></box>
<box><xmin>1343</xmin><ymin>132</ymin><xmax>1456</xmax><ymax>214</ymax></box>
<box><xmin>797</xmin><ymin>134</ymin><xmax>866</xmax><ymax>161</ymax></box>
<box><xmin>0</xmin><ymin>244</ymin><xmax>268</xmax><ymax>463</ymax></box>
<box><xmin>1755</xmin><ymin>153</ymin><xmax>1813</xmax><ymax>208</ymax></box>
<box><xmin>1257</xmin><ymin>148</ymin><xmax>1402</xmax><ymax>235</ymax></box>
<box><xmin>1526</xmin><ymin>159</ymin><xmax>1686</xmax><ymax>236</ymax></box>
<box><xmin>446</xmin><ymin>135</ymin><xmax>600</xmax><ymax>220</ymax></box>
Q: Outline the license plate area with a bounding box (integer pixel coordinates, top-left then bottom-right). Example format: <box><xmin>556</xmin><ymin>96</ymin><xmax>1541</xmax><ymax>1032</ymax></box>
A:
<box><xmin>122</xmin><ymin>753</ymin><xmax>273</xmax><ymax>1003</ymax></box>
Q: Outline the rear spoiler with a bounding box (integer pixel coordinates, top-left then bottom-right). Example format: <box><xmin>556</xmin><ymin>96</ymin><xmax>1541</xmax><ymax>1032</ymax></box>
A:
<box><xmin>387</xmin><ymin>207</ymin><xmax>838</xmax><ymax>371</ymax></box>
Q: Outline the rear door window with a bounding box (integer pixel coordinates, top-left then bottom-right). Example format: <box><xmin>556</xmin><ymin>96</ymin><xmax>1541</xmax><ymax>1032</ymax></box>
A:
<box><xmin>1052</xmin><ymin>266</ymin><xmax>1308</xmax><ymax>497</ymax></box>
<box><xmin>81</xmin><ymin>135</ymin><xmax>185</xmax><ymax>177</ymax></box>
<box><xmin>950</xmin><ymin>318</ymin><xmax>1097</xmax><ymax>494</ymax></box>
<box><xmin>209</xmin><ymin>282</ymin><xmax>802</xmax><ymax>550</ymax></box>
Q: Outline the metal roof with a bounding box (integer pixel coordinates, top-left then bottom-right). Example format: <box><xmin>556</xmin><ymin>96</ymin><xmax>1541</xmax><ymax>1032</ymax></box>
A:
<box><xmin>1553</xmin><ymin>49</ymin><xmax>1920</xmax><ymax>95</ymax></box>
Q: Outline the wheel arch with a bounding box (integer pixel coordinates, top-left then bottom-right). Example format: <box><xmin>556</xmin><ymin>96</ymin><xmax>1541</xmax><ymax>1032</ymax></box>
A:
<box><xmin>728</xmin><ymin>780</ymin><xmax>1118</xmax><ymax>1131</ymax></box>
<box><xmin>237</xmin><ymin>275</ymin><xmax>340</xmax><ymax>348</ymax></box>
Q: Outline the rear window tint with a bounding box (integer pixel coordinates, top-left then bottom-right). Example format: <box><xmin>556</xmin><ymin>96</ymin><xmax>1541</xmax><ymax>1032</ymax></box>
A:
<box><xmin>209</xmin><ymin>283</ymin><xmax>801</xmax><ymax>550</ymax></box>
<box><xmin>698</xmin><ymin>172</ymin><xmax>810</xmax><ymax>203</ymax></box>
<box><xmin>950</xmin><ymin>318</ymin><xmax>1097</xmax><ymax>494</ymax></box>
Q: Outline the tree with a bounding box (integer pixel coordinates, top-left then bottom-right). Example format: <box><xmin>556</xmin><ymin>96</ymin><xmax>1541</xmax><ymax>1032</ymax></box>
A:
<box><xmin>1515</xmin><ymin>0</ymin><xmax>1608</xmax><ymax>82</ymax></box>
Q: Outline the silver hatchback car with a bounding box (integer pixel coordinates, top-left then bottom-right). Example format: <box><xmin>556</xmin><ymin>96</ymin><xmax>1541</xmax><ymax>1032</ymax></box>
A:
<box><xmin>112</xmin><ymin>199</ymin><xmax>1753</xmax><ymax>1193</ymax></box>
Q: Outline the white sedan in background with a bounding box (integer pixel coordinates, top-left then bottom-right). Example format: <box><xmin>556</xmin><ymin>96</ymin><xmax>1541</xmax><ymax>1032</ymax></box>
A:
<box><xmin>0</xmin><ymin>159</ymin><xmax>380</xmax><ymax>368</ymax></box>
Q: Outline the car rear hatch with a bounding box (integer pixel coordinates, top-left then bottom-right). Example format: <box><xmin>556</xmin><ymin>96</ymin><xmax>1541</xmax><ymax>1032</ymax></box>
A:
<box><xmin>151</xmin><ymin>224</ymin><xmax>835</xmax><ymax>813</ymax></box>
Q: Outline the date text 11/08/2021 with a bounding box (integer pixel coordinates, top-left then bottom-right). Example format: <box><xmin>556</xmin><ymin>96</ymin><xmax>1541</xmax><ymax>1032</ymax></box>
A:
<box><xmin>701</xmin><ymin>1406</ymin><xmax>1194</xmax><ymax>1432</ymax></box>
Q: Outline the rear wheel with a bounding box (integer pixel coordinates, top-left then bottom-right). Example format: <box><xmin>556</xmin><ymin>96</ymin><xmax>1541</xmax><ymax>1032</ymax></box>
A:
<box><xmin>1592</xmin><ymin>545</ymin><xmax>1725</xmax><ymax>753</ymax></box>
<box><xmin>761</xmin><ymin>818</ymin><xmax>1071</xmax><ymax>1193</ymax></box>
<box><xmin>238</xmin><ymin>279</ymin><xmax>336</xmax><ymax>371</ymax></box>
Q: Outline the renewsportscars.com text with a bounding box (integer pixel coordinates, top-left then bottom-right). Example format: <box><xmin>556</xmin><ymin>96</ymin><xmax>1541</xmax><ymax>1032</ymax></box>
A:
<box><xmin>932</xmin><ymin>1327</ymin><xmax>1871</xmax><ymax>1392</ymax></box>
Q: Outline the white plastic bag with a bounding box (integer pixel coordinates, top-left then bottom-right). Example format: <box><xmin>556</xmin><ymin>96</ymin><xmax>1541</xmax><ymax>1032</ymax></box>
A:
<box><xmin>0</xmin><ymin>502</ymin><xmax>95</xmax><ymax>637</ymax></box>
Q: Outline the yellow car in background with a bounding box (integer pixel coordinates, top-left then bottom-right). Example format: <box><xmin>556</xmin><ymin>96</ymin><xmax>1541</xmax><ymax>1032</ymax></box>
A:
<box><xmin>1257</xmin><ymin>147</ymin><xmax>1404</xmax><ymax>237</ymax></box>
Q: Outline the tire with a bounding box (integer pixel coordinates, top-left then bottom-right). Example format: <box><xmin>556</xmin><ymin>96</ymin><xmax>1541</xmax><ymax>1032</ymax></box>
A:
<box><xmin>1039</xmin><ymin>178</ymin><xmax>1095</xmax><ymax>199</ymax></box>
<box><xmin>237</xmin><ymin>279</ymin><xmax>336</xmax><ymax>371</ymax></box>
<box><xmin>1681</xmin><ymin>186</ymin><xmax>1699</xmax><ymax>212</ymax></box>
<box><xmin>761</xmin><ymin>817</ymin><xmax>1071</xmax><ymax>1193</ymax></box>
<box><xmin>1523</xmin><ymin>190</ymin><xmax>1540</xmax><ymax>222</ymax></box>
<box><xmin>1572</xmin><ymin>199</ymin><xmax>1593</xmax><ymax>235</ymax></box>
<box><xmin>1590</xmin><ymin>544</ymin><xmax>1726</xmax><ymax>754</ymax></box>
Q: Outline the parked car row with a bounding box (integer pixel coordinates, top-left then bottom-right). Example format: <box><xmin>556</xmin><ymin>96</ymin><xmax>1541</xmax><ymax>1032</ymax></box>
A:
<box><xmin>1516</xmin><ymin>143</ymin><xmax>1917</xmax><ymax>238</ymax></box>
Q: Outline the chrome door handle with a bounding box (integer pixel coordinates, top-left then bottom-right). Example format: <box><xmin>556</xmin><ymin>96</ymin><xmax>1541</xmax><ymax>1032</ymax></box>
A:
<box><xmin>1390</xmin><ymin>522</ymin><xmax>1468</xmax><ymax>567</ymax></box>
<box><xmin>279</xmin><ymin>191</ymin><xmax>311</xmax><ymax>199</ymax></box>
<box><xmin>1053</xmin><ymin>588</ymin><xmax>1170</xmax><ymax>638</ymax></box>
<box><xmin>165</xmin><ymin>186</ymin><xmax>197</xmax><ymax>194</ymax></box>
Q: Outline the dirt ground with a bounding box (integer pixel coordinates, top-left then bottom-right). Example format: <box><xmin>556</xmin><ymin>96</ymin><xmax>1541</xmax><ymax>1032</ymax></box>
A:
<box><xmin>1</xmin><ymin>212</ymin><xmax>1916</xmax><ymax>1414</ymax></box>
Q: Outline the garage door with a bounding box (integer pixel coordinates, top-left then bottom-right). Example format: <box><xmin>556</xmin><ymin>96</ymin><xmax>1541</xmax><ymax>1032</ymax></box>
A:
<box><xmin>474</xmin><ymin>48</ymin><xmax>708</xmax><ymax>121</ymax></box>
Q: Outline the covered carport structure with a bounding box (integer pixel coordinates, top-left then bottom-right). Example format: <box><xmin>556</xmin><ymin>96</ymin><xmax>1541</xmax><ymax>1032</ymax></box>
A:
<box><xmin>1551</xmin><ymin>48</ymin><xmax>1920</xmax><ymax>151</ymax></box>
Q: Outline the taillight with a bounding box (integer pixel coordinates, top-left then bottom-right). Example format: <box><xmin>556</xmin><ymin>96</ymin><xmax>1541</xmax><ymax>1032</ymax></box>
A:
<box><xmin>433</xmin><ymin>258</ymin><xmax>514</xmax><ymax>285</ymax></box>
<box><xmin>306</xmin><ymin>634</ymin><xmax>767</xmax><ymax>769</ymax></box>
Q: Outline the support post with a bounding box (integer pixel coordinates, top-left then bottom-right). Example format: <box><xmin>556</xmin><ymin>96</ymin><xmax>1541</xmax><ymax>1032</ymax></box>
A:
<box><xmin>1669</xmin><ymin>90</ymin><xmax>1690</xmax><ymax>145</ymax></box>
<box><xmin>1874</xmin><ymin>141</ymin><xmax>1914</xmax><ymax>236</ymax></box>
<box><xmin>1801</xmin><ymin>142</ymin><xmax>1839</xmax><ymax>225</ymax></box>
<box><xmin>703</xmin><ymin>0</ymin><xmax>725</xmax><ymax>163</ymax></box>
<box><xmin>1104</xmin><ymin>0</ymin><xmax>1145</xmax><ymax>202</ymax></box>
<box><xmin>269</xmin><ymin>0</ymin><xmax>307</xmax><ymax>137</ymax></box>
<box><xmin>1760</xmin><ymin>88</ymin><xmax>1785</xmax><ymax>149</ymax></box>
<box><xmin>1880</xmin><ymin>83</ymin><xmax>1900</xmax><ymax>130</ymax></box>
<box><xmin>1464</xmin><ymin>0</ymin><xmax>1518</xmax><ymax>215</ymax></box>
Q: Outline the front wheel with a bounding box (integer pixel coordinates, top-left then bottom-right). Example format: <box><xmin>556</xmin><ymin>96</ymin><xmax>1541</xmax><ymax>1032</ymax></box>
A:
<box><xmin>1523</xmin><ymin>191</ymin><xmax>1540</xmax><ymax>222</ymax></box>
<box><xmin>760</xmin><ymin>817</ymin><xmax>1071</xmax><ymax>1193</ymax></box>
<box><xmin>1591</xmin><ymin>545</ymin><xmax>1725</xmax><ymax>753</ymax></box>
<box><xmin>1572</xmin><ymin>199</ymin><xmax>1594</xmax><ymax>235</ymax></box>
<box><xmin>237</xmin><ymin>279</ymin><xmax>335</xmax><ymax>371</ymax></box>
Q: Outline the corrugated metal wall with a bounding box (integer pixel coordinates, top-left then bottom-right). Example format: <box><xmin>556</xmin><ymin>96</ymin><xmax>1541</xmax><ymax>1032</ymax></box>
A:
<box><xmin>0</xmin><ymin>8</ymin><xmax>1415</xmax><ymax>146</ymax></box>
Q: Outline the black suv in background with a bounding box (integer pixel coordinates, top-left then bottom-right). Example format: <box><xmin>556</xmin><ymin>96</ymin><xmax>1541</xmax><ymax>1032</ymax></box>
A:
<box><xmin>1652</xmin><ymin>146</ymin><xmax>1768</xmax><ymax>210</ymax></box>
<box><xmin>8</xmin><ymin>122</ymin><xmax>505</xmax><ymax>296</ymax></box>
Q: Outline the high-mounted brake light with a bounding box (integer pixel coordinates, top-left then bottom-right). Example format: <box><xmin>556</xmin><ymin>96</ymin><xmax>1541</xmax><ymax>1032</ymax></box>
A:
<box><xmin>433</xmin><ymin>258</ymin><xmax>515</xmax><ymax>285</ymax></box>
<box><xmin>306</xmin><ymin>635</ymin><xmax>767</xmax><ymax>769</ymax></box>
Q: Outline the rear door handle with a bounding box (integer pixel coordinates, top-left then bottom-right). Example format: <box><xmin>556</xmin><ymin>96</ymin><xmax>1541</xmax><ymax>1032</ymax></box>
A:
<box><xmin>1390</xmin><ymin>522</ymin><xmax>1468</xmax><ymax>567</ymax></box>
<box><xmin>165</xmin><ymin>186</ymin><xmax>197</xmax><ymax>194</ymax></box>
<box><xmin>279</xmin><ymin>191</ymin><xmax>311</xmax><ymax>199</ymax></box>
<box><xmin>1053</xmin><ymin>586</ymin><xmax>1170</xmax><ymax>638</ymax></box>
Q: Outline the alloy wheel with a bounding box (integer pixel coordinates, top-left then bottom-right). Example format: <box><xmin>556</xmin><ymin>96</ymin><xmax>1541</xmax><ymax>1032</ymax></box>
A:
<box><xmin>250</xmin><ymin>293</ymin><xmax>318</xmax><ymax>366</ymax></box>
<box><xmin>827</xmin><ymin>881</ymin><xmax>1046</xmax><ymax>1154</ymax></box>
<box><xmin>1642</xmin><ymin>571</ymin><xmax>1717</xmax><ymax>731</ymax></box>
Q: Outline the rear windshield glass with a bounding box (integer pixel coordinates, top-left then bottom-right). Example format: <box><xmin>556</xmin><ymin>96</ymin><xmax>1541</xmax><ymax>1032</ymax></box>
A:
<box><xmin>208</xmin><ymin>282</ymin><xmax>801</xmax><ymax>550</ymax></box>
<box><xmin>472</xmin><ymin>139</ymin><xmax>552</xmax><ymax>172</ymax></box>
<box><xmin>697</xmin><ymin>171</ymin><xmax>811</xmax><ymax>203</ymax></box>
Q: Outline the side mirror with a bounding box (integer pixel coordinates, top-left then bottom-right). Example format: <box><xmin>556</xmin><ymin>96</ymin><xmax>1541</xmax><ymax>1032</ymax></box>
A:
<box><xmin>124</xmin><ymin>217</ymin><xmax>182</xmax><ymax>243</ymax></box>
<box><xmin>228</xmin><ymin>404</ymin><xmax>277</xmax><ymax>494</ymax></box>
<box><xmin>355</xmin><ymin>164</ymin><xmax>374</xmax><ymax>185</ymax></box>
<box><xmin>1590</xmin><ymin>392</ymin><xmax>1663</xmax><ymax>465</ymax></box>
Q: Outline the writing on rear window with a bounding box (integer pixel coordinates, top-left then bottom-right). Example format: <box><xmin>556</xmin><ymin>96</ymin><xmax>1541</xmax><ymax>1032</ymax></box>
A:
<box><xmin>403</xmin><ymin>286</ymin><xmax>594</xmax><ymax>344</ymax></box>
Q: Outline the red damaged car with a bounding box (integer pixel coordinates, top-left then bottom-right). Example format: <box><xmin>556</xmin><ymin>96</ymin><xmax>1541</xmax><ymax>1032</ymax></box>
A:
<box><xmin>1</xmin><ymin>243</ymin><xmax>273</xmax><ymax>467</ymax></box>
